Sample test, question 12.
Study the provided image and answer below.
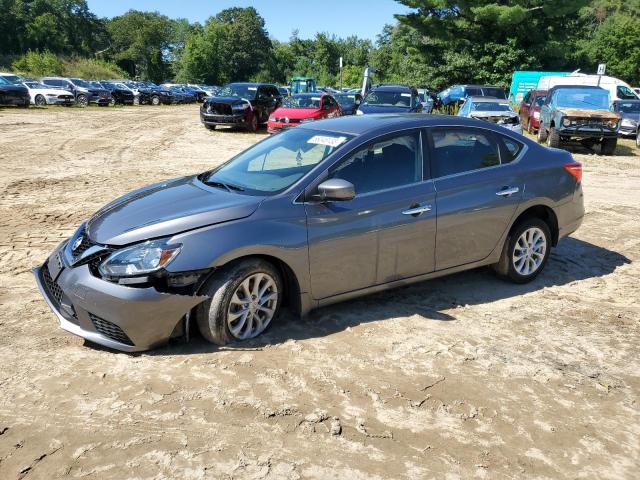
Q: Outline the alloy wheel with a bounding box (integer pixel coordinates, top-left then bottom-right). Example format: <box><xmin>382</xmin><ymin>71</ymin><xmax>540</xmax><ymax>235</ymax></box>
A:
<box><xmin>227</xmin><ymin>273</ymin><xmax>278</xmax><ymax>340</ymax></box>
<box><xmin>512</xmin><ymin>227</ymin><xmax>547</xmax><ymax>276</ymax></box>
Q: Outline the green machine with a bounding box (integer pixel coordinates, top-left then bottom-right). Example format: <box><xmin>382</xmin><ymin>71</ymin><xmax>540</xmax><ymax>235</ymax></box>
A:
<box><xmin>290</xmin><ymin>77</ymin><xmax>316</xmax><ymax>94</ymax></box>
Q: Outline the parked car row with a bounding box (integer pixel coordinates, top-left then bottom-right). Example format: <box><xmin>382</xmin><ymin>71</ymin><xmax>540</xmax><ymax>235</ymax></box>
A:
<box><xmin>0</xmin><ymin>71</ymin><xmax>222</xmax><ymax>107</ymax></box>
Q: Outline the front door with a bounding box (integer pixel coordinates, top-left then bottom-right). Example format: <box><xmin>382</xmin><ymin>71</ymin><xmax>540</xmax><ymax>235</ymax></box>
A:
<box><xmin>306</xmin><ymin>130</ymin><xmax>437</xmax><ymax>299</ymax></box>
<box><xmin>428</xmin><ymin>127</ymin><xmax>524</xmax><ymax>270</ymax></box>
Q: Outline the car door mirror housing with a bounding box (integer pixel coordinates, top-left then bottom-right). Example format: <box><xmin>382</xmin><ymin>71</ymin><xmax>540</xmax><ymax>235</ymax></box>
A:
<box><xmin>316</xmin><ymin>179</ymin><xmax>356</xmax><ymax>202</ymax></box>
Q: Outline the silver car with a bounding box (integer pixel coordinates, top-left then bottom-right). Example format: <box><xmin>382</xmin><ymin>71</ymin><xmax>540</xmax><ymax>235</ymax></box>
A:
<box><xmin>458</xmin><ymin>96</ymin><xmax>523</xmax><ymax>134</ymax></box>
<box><xmin>34</xmin><ymin>115</ymin><xmax>584</xmax><ymax>352</ymax></box>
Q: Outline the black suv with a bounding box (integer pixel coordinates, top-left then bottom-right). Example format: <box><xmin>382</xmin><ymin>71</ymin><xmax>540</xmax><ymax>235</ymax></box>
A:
<box><xmin>200</xmin><ymin>83</ymin><xmax>282</xmax><ymax>132</ymax></box>
<box><xmin>0</xmin><ymin>76</ymin><xmax>29</xmax><ymax>107</ymax></box>
<box><xmin>41</xmin><ymin>77</ymin><xmax>112</xmax><ymax>107</ymax></box>
<box><xmin>358</xmin><ymin>85</ymin><xmax>423</xmax><ymax>114</ymax></box>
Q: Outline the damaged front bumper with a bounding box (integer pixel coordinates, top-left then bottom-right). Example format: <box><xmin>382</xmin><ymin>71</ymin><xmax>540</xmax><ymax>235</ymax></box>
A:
<box><xmin>33</xmin><ymin>243</ymin><xmax>206</xmax><ymax>352</ymax></box>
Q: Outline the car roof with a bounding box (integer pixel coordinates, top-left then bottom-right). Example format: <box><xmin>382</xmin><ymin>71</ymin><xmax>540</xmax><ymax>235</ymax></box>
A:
<box><xmin>298</xmin><ymin>113</ymin><xmax>516</xmax><ymax>136</ymax></box>
<box><xmin>370</xmin><ymin>84</ymin><xmax>414</xmax><ymax>93</ymax></box>
<box><xmin>468</xmin><ymin>96</ymin><xmax>508</xmax><ymax>102</ymax></box>
<box><xmin>460</xmin><ymin>84</ymin><xmax>503</xmax><ymax>89</ymax></box>
<box><xmin>227</xmin><ymin>82</ymin><xmax>273</xmax><ymax>87</ymax></box>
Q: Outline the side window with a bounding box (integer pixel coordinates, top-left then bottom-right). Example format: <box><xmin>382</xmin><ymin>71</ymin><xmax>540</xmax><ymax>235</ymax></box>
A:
<box><xmin>430</xmin><ymin>128</ymin><xmax>500</xmax><ymax>178</ymax></box>
<box><xmin>523</xmin><ymin>92</ymin><xmax>531</xmax><ymax>105</ymax></box>
<box><xmin>497</xmin><ymin>135</ymin><xmax>524</xmax><ymax>163</ymax></box>
<box><xmin>329</xmin><ymin>132</ymin><xmax>422</xmax><ymax>194</ymax></box>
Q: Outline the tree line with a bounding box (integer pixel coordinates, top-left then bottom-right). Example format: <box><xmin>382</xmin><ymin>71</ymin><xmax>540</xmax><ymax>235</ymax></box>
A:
<box><xmin>1</xmin><ymin>0</ymin><xmax>639</xmax><ymax>89</ymax></box>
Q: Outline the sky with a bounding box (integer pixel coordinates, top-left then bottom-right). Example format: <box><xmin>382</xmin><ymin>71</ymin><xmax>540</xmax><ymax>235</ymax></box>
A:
<box><xmin>86</xmin><ymin>0</ymin><xmax>408</xmax><ymax>42</ymax></box>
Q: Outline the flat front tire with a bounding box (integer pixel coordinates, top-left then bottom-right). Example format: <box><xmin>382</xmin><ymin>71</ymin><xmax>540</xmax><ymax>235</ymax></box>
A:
<box><xmin>493</xmin><ymin>218</ymin><xmax>551</xmax><ymax>284</ymax></box>
<box><xmin>196</xmin><ymin>259</ymin><xmax>283</xmax><ymax>345</ymax></box>
<box><xmin>547</xmin><ymin>127</ymin><xmax>560</xmax><ymax>148</ymax></box>
<box><xmin>537</xmin><ymin>126</ymin><xmax>548</xmax><ymax>143</ymax></box>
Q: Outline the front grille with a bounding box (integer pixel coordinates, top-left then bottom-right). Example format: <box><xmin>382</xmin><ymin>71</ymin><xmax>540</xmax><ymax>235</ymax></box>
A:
<box><xmin>72</xmin><ymin>234</ymin><xmax>94</xmax><ymax>258</ymax></box>
<box><xmin>58</xmin><ymin>94</ymin><xmax>73</xmax><ymax>100</ymax></box>
<box><xmin>41</xmin><ymin>264</ymin><xmax>63</xmax><ymax>306</ymax></box>
<box><xmin>207</xmin><ymin>102</ymin><xmax>233</xmax><ymax>115</ymax></box>
<box><xmin>89</xmin><ymin>313</ymin><xmax>134</xmax><ymax>346</ymax></box>
<box><xmin>273</xmin><ymin>117</ymin><xmax>300</xmax><ymax>124</ymax></box>
<box><xmin>571</xmin><ymin>118</ymin><xmax>604</xmax><ymax>127</ymax></box>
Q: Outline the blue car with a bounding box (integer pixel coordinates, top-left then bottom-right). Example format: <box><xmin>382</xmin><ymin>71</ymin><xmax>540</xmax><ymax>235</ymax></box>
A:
<box><xmin>357</xmin><ymin>85</ymin><xmax>423</xmax><ymax>115</ymax></box>
<box><xmin>35</xmin><ymin>114</ymin><xmax>584</xmax><ymax>351</ymax></box>
<box><xmin>438</xmin><ymin>84</ymin><xmax>507</xmax><ymax>107</ymax></box>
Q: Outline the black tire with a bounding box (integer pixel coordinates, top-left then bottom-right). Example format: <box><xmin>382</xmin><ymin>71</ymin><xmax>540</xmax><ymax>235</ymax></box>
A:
<box><xmin>35</xmin><ymin>95</ymin><xmax>46</xmax><ymax>106</ymax></box>
<box><xmin>247</xmin><ymin>114</ymin><xmax>258</xmax><ymax>133</ymax></box>
<box><xmin>601</xmin><ymin>137</ymin><xmax>617</xmax><ymax>155</ymax></box>
<box><xmin>151</xmin><ymin>95</ymin><xmax>160</xmax><ymax>106</ymax></box>
<box><xmin>196</xmin><ymin>259</ymin><xmax>283</xmax><ymax>345</ymax></box>
<box><xmin>77</xmin><ymin>94</ymin><xmax>88</xmax><ymax>107</ymax></box>
<box><xmin>547</xmin><ymin>127</ymin><xmax>560</xmax><ymax>148</ymax></box>
<box><xmin>492</xmin><ymin>218</ymin><xmax>551</xmax><ymax>284</ymax></box>
<box><xmin>636</xmin><ymin>130</ymin><xmax>640</xmax><ymax>148</ymax></box>
<box><xmin>204</xmin><ymin>123</ymin><xmax>216</xmax><ymax>131</ymax></box>
<box><xmin>537</xmin><ymin>125</ymin><xmax>548</xmax><ymax>143</ymax></box>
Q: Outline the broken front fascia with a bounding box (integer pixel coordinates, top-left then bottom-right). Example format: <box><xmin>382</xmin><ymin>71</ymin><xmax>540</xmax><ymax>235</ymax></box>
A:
<box><xmin>33</xmin><ymin>239</ymin><xmax>209</xmax><ymax>352</ymax></box>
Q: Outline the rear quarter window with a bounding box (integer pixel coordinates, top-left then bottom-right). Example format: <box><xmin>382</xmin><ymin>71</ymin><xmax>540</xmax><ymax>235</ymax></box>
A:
<box><xmin>497</xmin><ymin>135</ymin><xmax>524</xmax><ymax>163</ymax></box>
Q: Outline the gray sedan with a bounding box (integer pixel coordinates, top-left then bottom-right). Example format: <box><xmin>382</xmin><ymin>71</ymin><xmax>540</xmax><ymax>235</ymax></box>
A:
<box><xmin>34</xmin><ymin>115</ymin><xmax>584</xmax><ymax>352</ymax></box>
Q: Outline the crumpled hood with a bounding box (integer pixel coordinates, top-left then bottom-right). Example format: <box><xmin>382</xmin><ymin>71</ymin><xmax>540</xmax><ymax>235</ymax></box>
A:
<box><xmin>557</xmin><ymin>108</ymin><xmax>620</xmax><ymax>120</ymax></box>
<box><xmin>359</xmin><ymin>105</ymin><xmax>413</xmax><ymax>114</ymax></box>
<box><xmin>207</xmin><ymin>96</ymin><xmax>253</xmax><ymax>106</ymax></box>
<box><xmin>86</xmin><ymin>175</ymin><xmax>262</xmax><ymax>246</ymax></box>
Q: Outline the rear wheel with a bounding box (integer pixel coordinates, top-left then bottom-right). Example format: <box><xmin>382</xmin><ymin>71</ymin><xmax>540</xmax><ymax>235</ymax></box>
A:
<box><xmin>601</xmin><ymin>137</ymin><xmax>617</xmax><ymax>155</ymax></box>
<box><xmin>537</xmin><ymin>125</ymin><xmax>548</xmax><ymax>143</ymax></box>
<box><xmin>34</xmin><ymin>95</ymin><xmax>46</xmax><ymax>106</ymax></box>
<box><xmin>493</xmin><ymin>218</ymin><xmax>551</xmax><ymax>284</ymax></box>
<box><xmin>547</xmin><ymin>127</ymin><xmax>560</xmax><ymax>148</ymax></box>
<box><xmin>196</xmin><ymin>259</ymin><xmax>283</xmax><ymax>345</ymax></box>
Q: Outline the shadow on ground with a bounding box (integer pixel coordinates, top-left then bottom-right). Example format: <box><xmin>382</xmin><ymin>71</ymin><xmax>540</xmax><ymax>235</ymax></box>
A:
<box><xmin>125</xmin><ymin>236</ymin><xmax>630</xmax><ymax>356</ymax></box>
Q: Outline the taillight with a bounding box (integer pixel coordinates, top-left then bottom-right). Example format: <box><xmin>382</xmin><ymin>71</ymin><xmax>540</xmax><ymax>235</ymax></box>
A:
<box><xmin>563</xmin><ymin>162</ymin><xmax>582</xmax><ymax>183</ymax></box>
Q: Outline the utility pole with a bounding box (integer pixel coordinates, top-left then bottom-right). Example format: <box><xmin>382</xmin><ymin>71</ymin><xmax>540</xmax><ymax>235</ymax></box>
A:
<box><xmin>339</xmin><ymin>57</ymin><xmax>343</xmax><ymax>90</ymax></box>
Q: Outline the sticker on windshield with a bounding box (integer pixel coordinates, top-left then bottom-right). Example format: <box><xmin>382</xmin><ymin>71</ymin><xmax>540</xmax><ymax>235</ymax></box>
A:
<box><xmin>307</xmin><ymin>135</ymin><xmax>347</xmax><ymax>147</ymax></box>
<box><xmin>312</xmin><ymin>97</ymin><xmax>321</xmax><ymax>101</ymax></box>
<box><xmin>248</xmin><ymin>87</ymin><xmax>257</xmax><ymax>91</ymax></box>
<box><xmin>401</xmin><ymin>93</ymin><xmax>411</xmax><ymax>97</ymax></box>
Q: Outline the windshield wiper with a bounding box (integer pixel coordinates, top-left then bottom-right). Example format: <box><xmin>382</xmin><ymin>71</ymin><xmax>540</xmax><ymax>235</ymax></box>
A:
<box><xmin>203</xmin><ymin>178</ymin><xmax>245</xmax><ymax>192</ymax></box>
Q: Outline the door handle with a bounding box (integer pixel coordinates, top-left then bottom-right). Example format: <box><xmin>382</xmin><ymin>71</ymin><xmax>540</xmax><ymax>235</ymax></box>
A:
<box><xmin>496</xmin><ymin>187</ymin><xmax>519</xmax><ymax>197</ymax></box>
<box><xmin>402</xmin><ymin>204</ymin><xmax>432</xmax><ymax>216</ymax></box>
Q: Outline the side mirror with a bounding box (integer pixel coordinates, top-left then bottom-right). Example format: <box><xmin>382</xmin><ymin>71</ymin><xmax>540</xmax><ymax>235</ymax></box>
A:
<box><xmin>316</xmin><ymin>179</ymin><xmax>355</xmax><ymax>202</ymax></box>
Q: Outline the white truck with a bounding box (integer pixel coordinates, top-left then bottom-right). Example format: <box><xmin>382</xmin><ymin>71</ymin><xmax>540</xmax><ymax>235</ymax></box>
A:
<box><xmin>537</xmin><ymin>73</ymin><xmax>639</xmax><ymax>105</ymax></box>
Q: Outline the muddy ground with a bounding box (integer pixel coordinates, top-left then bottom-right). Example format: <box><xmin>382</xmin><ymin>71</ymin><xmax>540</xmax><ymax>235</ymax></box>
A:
<box><xmin>0</xmin><ymin>105</ymin><xmax>638</xmax><ymax>479</ymax></box>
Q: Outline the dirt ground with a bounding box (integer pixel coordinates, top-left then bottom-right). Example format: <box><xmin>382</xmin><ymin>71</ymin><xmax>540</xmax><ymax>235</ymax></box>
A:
<box><xmin>0</xmin><ymin>105</ymin><xmax>638</xmax><ymax>479</ymax></box>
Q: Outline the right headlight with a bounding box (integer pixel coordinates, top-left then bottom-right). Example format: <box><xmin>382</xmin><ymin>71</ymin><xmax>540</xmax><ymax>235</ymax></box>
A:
<box><xmin>356</xmin><ymin>109</ymin><xmax>364</xmax><ymax>115</ymax></box>
<box><xmin>99</xmin><ymin>239</ymin><xmax>181</xmax><ymax>278</ymax></box>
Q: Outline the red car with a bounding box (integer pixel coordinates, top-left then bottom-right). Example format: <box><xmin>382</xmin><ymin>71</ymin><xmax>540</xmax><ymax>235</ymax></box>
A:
<box><xmin>267</xmin><ymin>93</ymin><xmax>341</xmax><ymax>134</ymax></box>
<box><xmin>520</xmin><ymin>89</ymin><xmax>548</xmax><ymax>134</ymax></box>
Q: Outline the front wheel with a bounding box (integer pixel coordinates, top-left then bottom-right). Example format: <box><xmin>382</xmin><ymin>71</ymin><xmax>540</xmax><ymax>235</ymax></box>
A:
<box><xmin>547</xmin><ymin>127</ymin><xmax>560</xmax><ymax>148</ymax></box>
<box><xmin>204</xmin><ymin>123</ymin><xmax>216</xmax><ymax>131</ymax></box>
<box><xmin>151</xmin><ymin>95</ymin><xmax>160</xmax><ymax>106</ymax></box>
<box><xmin>35</xmin><ymin>95</ymin><xmax>46</xmax><ymax>106</ymax></box>
<box><xmin>493</xmin><ymin>218</ymin><xmax>551</xmax><ymax>284</ymax></box>
<box><xmin>636</xmin><ymin>130</ymin><xmax>640</xmax><ymax>148</ymax></box>
<box><xmin>196</xmin><ymin>259</ymin><xmax>283</xmax><ymax>345</ymax></box>
<box><xmin>247</xmin><ymin>114</ymin><xmax>258</xmax><ymax>133</ymax></box>
<box><xmin>76</xmin><ymin>94</ymin><xmax>88</xmax><ymax>107</ymax></box>
<box><xmin>601</xmin><ymin>137</ymin><xmax>617</xmax><ymax>155</ymax></box>
<box><xmin>537</xmin><ymin>125</ymin><xmax>548</xmax><ymax>143</ymax></box>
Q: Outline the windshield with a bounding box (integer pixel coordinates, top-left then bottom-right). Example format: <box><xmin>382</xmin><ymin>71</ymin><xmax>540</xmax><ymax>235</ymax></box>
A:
<box><xmin>220</xmin><ymin>84</ymin><xmax>258</xmax><ymax>99</ymax></box>
<box><xmin>24</xmin><ymin>82</ymin><xmax>46</xmax><ymax>89</ymax></box>
<box><xmin>616</xmin><ymin>102</ymin><xmax>640</xmax><ymax>113</ymax></box>
<box><xmin>0</xmin><ymin>77</ymin><xmax>11</xmax><ymax>85</ymax></box>
<box><xmin>203</xmin><ymin>128</ymin><xmax>352</xmax><ymax>195</ymax></box>
<box><xmin>363</xmin><ymin>91</ymin><xmax>412</xmax><ymax>108</ymax></box>
<box><xmin>482</xmin><ymin>88</ymin><xmax>506</xmax><ymax>99</ymax></box>
<box><xmin>555</xmin><ymin>89</ymin><xmax>610</xmax><ymax>109</ymax></box>
<box><xmin>471</xmin><ymin>102</ymin><xmax>512</xmax><ymax>112</ymax></box>
<box><xmin>70</xmin><ymin>78</ymin><xmax>92</xmax><ymax>88</ymax></box>
<box><xmin>283</xmin><ymin>95</ymin><xmax>321</xmax><ymax>108</ymax></box>
<box><xmin>334</xmin><ymin>94</ymin><xmax>356</xmax><ymax>105</ymax></box>
<box><xmin>2</xmin><ymin>74</ymin><xmax>21</xmax><ymax>83</ymax></box>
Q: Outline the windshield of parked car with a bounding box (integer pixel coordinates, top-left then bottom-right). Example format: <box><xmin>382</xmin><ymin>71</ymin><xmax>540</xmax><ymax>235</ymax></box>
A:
<box><xmin>334</xmin><ymin>94</ymin><xmax>356</xmax><ymax>106</ymax></box>
<box><xmin>482</xmin><ymin>88</ymin><xmax>506</xmax><ymax>99</ymax></box>
<box><xmin>535</xmin><ymin>95</ymin><xmax>546</xmax><ymax>107</ymax></box>
<box><xmin>471</xmin><ymin>102</ymin><xmax>512</xmax><ymax>112</ymax></box>
<box><xmin>219</xmin><ymin>84</ymin><xmax>258</xmax><ymax>99</ymax></box>
<box><xmin>203</xmin><ymin>128</ymin><xmax>353</xmax><ymax>195</ymax></box>
<box><xmin>555</xmin><ymin>88</ymin><xmax>610</xmax><ymax>109</ymax></box>
<box><xmin>283</xmin><ymin>95</ymin><xmax>321</xmax><ymax>108</ymax></box>
<box><xmin>616</xmin><ymin>102</ymin><xmax>640</xmax><ymax>113</ymax></box>
<box><xmin>70</xmin><ymin>78</ymin><xmax>92</xmax><ymax>88</ymax></box>
<box><xmin>2</xmin><ymin>74</ymin><xmax>22</xmax><ymax>83</ymax></box>
<box><xmin>24</xmin><ymin>81</ymin><xmax>47</xmax><ymax>89</ymax></box>
<box><xmin>0</xmin><ymin>77</ymin><xmax>11</xmax><ymax>85</ymax></box>
<box><xmin>363</xmin><ymin>91</ymin><xmax>412</xmax><ymax>107</ymax></box>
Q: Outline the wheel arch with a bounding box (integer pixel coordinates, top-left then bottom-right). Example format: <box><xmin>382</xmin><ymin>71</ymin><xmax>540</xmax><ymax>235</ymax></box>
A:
<box><xmin>508</xmin><ymin>204</ymin><xmax>559</xmax><ymax>246</ymax></box>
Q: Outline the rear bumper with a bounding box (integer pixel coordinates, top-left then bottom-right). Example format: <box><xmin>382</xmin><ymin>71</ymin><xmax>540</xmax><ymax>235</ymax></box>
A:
<box><xmin>33</xmin><ymin>244</ymin><xmax>204</xmax><ymax>352</ymax></box>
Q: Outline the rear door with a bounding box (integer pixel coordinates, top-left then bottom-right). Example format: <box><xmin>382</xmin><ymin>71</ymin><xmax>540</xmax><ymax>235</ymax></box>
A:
<box><xmin>306</xmin><ymin>130</ymin><xmax>436</xmax><ymax>299</ymax></box>
<box><xmin>428</xmin><ymin>127</ymin><xmax>525</xmax><ymax>270</ymax></box>
<box><xmin>520</xmin><ymin>91</ymin><xmax>531</xmax><ymax>126</ymax></box>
